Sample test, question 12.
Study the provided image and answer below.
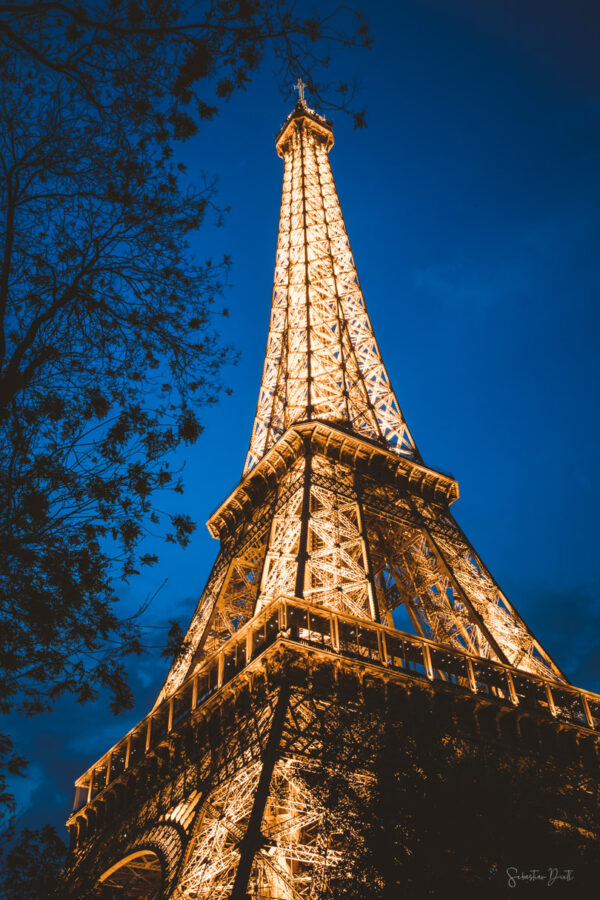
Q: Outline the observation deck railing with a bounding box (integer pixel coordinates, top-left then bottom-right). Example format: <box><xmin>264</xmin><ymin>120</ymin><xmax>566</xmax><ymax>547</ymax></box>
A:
<box><xmin>70</xmin><ymin>595</ymin><xmax>600</xmax><ymax>819</ymax></box>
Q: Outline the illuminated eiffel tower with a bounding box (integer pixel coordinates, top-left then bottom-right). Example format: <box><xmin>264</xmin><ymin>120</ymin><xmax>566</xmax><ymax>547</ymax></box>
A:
<box><xmin>62</xmin><ymin>87</ymin><xmax>600</xmax><ymax>898</ymax></box>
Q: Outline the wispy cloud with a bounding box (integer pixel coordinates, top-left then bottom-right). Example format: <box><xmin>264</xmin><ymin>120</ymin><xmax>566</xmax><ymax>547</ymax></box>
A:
<box><xmin>412</xmin><ymin>204</ymin><xmax>598</xmax><ymax>313</ymax></box>
<box><xmin>523</xmin><ymin>584</ymin><xmax>600</xmax><ymax>692</ymax></box>
<box><xmin>413</xmin><ymin>258</ymin><xmax>528</xmax><ymax>310</ymax></box>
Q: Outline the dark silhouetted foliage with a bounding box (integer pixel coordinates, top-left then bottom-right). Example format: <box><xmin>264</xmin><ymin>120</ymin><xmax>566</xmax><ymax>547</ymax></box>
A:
<box><xmin>0</xmin><ymin>825</ymin><xmax>67</xmax><ymax>900</ymax></box>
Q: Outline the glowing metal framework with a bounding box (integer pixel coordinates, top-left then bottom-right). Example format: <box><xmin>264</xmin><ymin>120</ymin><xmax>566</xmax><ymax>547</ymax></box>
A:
<box><xmin>158</xmin><ymin>103</ymin><xmax>563</xmax><ymax>705</ymax></box>
<box><xmin>245</xmin><ymin>104</ymin><xmax>417</xmax><ymax>473</ymax></box>
<box><xmin>61</xmin><ymin>101</ymin><xmax>592</xmax><ymax>899</ymax></box>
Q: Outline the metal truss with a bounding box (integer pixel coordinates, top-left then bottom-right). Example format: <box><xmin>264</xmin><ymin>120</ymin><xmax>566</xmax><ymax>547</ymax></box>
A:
<box><xmin>258</xmin><ymin>458</ymin><xmax>306</xmax><ymax>608</ymax></box>
<box><xmin>179</xmin><ymin>758</ymin><xmax>341</xmax><ymax>900</ymax></box>
<box><xmin>244</xmin><ymin>103</ymin><xmax>418</xmax><ymax>474</ymax></box>
<box><xmin>157</xmin><ymin>487</ymin><xmax>276</xmax><ymax>704</ymax></box>
<box><xmin>160</xmin><ymin>438</ymin><xmax>563</xmax><ymax>708</ymax></box>
<box><xmin>364</xmin><ymin>474</ymin><xmax>563</xmax><ymax>680</ymax></box>
<box><xmin>256</xmin><ymin>455</ymin><xmax>374</xmax><ymax>621</ymax></box>
<box><xmin>99</xmin><ymin>851</ymin><xmax>162</xmax><ymax>897</ymax></box>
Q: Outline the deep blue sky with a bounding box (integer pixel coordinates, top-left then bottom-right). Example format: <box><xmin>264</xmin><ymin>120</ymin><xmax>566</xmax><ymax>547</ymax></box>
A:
<box><xmin>9</xmin><ymin>0</ymin><xmax>600</xmax><ymax>835</ymax></box>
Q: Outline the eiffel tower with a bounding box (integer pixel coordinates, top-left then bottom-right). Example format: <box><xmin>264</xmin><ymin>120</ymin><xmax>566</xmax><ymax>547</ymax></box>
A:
<box><xmin>62</xmin><ymin>89</ymin><xmax>600</xmax><ymax>898</ymax></box>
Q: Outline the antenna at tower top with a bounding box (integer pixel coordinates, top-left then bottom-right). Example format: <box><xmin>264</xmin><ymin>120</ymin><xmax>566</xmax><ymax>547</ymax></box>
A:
<box><xmin>294</xmin><ymin>77</ymin><xmax>308</xmax><ymax>104</ymax></box>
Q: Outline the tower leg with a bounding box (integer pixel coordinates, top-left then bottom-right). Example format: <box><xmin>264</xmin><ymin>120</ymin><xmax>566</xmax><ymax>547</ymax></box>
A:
<box><xmin>230</xmin><ymin>682</ymin><xmax>291</xmax><ymax>899</ymax></box>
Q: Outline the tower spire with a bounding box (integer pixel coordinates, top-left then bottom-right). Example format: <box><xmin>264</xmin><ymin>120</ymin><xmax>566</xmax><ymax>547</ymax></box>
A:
<box><xmin>294</xmin><ymin>76</ymin><xmax>308</xmax><ymax>104</ymax></box>
<box><xmin>245</xmin><ymin>102</ymin><xmax>419</xmax><ymax>473</ymax></box>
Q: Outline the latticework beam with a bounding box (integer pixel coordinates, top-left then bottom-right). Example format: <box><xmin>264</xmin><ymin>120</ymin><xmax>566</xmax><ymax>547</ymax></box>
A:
<box><xmin>245</xmin><ymin>102</ymin><xmax>418</xmax><ymax>473</ymax></box>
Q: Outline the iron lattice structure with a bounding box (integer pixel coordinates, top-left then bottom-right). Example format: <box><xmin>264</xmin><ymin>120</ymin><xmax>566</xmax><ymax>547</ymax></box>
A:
<box><xmin>61</xmin><ymin>101</ymin><xmax>600</xmax><ymax>899</ymax></box>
